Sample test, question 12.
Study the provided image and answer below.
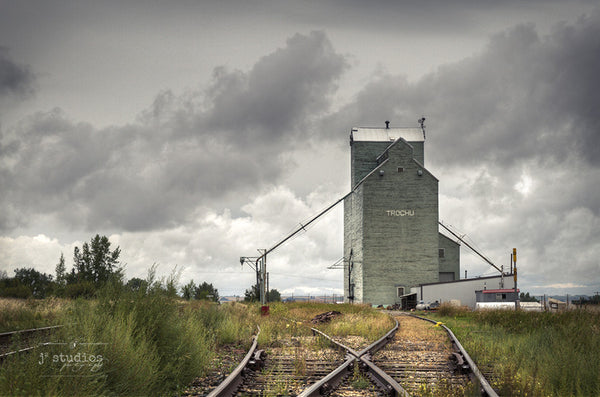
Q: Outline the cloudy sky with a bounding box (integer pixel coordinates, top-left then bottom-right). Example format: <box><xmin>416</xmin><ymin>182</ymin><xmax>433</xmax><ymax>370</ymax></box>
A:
<box><xmin>1</xmin><ymin>0</ymin><xmax>599</xmax><ymax>298</ymax></box>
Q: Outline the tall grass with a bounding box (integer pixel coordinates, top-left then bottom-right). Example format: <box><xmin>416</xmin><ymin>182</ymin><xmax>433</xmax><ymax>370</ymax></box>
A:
<box><xmin>0</xmin><ymin>298</ymin><xmax>70</xmax><ymax>332</ymax></box>
<box><xmin>1</xmin><ymin>297</ymin><xmax>397</xmax><ymax>396</ymax></box>
<box><xmin>0</xmin><ymin>288</ymin><xmax>255</xmax><ymax>396</ymax></box>
<box><xmin>432</xmin><ymin>305</ymin><xmax>600</xmax><ymax>396</ymax></box>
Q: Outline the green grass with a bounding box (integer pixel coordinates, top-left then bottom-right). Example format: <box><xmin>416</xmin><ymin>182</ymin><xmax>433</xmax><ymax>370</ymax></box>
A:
<box><xmin>250</xmin><ymin>302</ymin><xmax>394</xmax><ymax>346</ymax></box>
<box><xmin>0</xmin><ymin>292</ymin><xmax>256</xmax><ymax>396</ymax></box>
<box><xmin>0</xmin><ymin>297</ymin><xmax>396</xmax><ymax>396</ymax></box>
<box><xmin>0</xmin><ymin>298</ymin><xmax>70</xmax><ymax>332</ymax></box>
<box><xmin>430</xmin><ymin>305</ymin><xmax>600</xmax><ymax>397</ymax></box>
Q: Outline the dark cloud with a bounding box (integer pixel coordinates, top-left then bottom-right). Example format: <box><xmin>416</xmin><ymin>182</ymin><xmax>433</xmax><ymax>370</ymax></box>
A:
<box><xmin>0</xmin><ymin>32</ymin><xmax>347</xmax><ymax>232</ymax></box>
<box><xmin>204</xmin><ymin>31</ymin><xmax>348</xmax><ymax>143</ymax></box>
<box><xmin>0</xmin><ymin>47</ymin><xmax>34</xmax><ymax>98</ymax></box>
<box><xmin>314</xmin><ymin>10</ymin><xmax>600</xmax><ymax>289</ymax></box>
<box><xmin>322</xmin><ymin>9</ymin><xmax>600</xmax><ymax>168</ymax></box>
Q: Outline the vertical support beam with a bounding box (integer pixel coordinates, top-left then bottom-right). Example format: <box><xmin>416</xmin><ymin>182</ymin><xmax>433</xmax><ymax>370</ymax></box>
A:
<box><xmin>513</xmin><ymin>248</ymin><xmax>519</xmax><ymax>310</ymax></box>
<box><xmin>259</xmin><ymin>249</ymin><xmax>267</xmax><ymax>306</ymax></box>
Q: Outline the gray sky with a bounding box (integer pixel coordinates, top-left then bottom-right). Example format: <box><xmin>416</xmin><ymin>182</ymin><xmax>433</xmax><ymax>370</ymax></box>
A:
<box><xmin>1</xmin><ymin>0</ymin><xmax>599</xmax><ymax>297</ymax></box>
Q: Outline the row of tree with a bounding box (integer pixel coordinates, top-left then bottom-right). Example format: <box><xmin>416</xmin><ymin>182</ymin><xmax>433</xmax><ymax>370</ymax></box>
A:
<box><xmin>0</xmin><ymin>235</ymin><xmax>127</xmax><ymax>299</ymax></box>
<box><xmin>0</xmin><ymin>234</ymin><xmax>280</xmax><ymax>303</ymax></box>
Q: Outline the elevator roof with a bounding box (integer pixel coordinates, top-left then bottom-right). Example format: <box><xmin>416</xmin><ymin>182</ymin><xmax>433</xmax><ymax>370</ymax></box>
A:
<box><xmin>351</xmin><ymin>127</ymin><xmax>424</xmax><ymax>142</ymax></box>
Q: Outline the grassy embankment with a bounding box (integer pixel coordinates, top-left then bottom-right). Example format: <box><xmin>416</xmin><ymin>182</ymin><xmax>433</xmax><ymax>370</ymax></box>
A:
<box><xmin>0</xmin><ymin>294</ymin><xmax>393</xmax><ymax>396</ymax></box>
<box><xmin>0</xmin><ymin>298</ymin><xmax>68</xmax><ymax>333</ymax></box>
<box><xmin>429</xmin><ymin>304</ymin><xmax>600</xmax><ymax>397</ymax></box>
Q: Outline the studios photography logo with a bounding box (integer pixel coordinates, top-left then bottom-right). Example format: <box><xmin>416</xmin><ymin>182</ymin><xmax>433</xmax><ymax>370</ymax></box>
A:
<box><xmin>38</xmin><ymin>340</ymin><xmax>108</xmax><ymax>377</ymax></box>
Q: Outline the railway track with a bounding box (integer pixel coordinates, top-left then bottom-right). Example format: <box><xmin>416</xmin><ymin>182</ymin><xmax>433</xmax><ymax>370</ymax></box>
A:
<box><xmin>370</xmin><ymin>314</ymin><xmax>471</xmax><ymax>395</ymax></box>
<box><xmin>195</xmin><ymin>313</ymin><xmax>498</xmax><ymax>397</ymax></box>
<box><xmin>0</xmin><ymin>325</ymin><xmax>64</xmax><ymax>359</ymax></box>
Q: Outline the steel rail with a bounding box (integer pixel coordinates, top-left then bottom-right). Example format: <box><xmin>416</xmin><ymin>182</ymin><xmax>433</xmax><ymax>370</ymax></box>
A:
<box><xmin>406</xmin><ymin>314</ymin><xmax>498</xmax><ymax>397</ymax></box>
<box><xmin>0</xmin><ymin>325</ymin><xmax>65</xmax><ymax>361</ymax></box>
<box><xmin>0</xmin><ymin>324</ymin><xmax>64</xmax><ymax>342</ymax></box>
<box><xmin>297</xmin><ymin>355</ymin><xmax>356</xmax><ymax>397</ymax></box>
<box><xmin>206</xmin><ymin>326</ymin><xmax>263</xmax><ymax>397</ymax></box>
<box><xmin>302</xmin><ymin>319</ymin><xmax>408</xmax><ymax>397</ymax></box>
<box><xmin>309</xmin><ymin>327</ymin><xmax>361</xmax><ymax>358</ymax></box>
<box><xmin>357</xmin><ymin>318</ymin><xmax>399</xmax><ymax>357</ymax></box>
<box><xmin>358</xmin><ymin>355</ymin><xmax>409</xmax><ymax>397</ymax></box>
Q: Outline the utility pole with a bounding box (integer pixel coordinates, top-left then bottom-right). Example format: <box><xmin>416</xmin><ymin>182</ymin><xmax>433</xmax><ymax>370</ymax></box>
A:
<box><xmin>513</xmin><ymin>248</ymin><xmax>519</xmax><ymax>310</ymax></box>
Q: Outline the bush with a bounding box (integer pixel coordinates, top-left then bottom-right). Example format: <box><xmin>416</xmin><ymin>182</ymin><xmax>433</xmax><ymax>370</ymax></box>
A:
<box><xmin>63</xmin><ymin>281</ymin><xmax>96</xmax><ymax>299</ymax></box>
<box><xmin>437</xmin><ymin>302</ymin><xmax>471</xmax><ymax>317</ymax></box>
<box><xmin>0</xmin><ymin>285</ymin><xmax>32</xmax><ymax>299</ymax></box>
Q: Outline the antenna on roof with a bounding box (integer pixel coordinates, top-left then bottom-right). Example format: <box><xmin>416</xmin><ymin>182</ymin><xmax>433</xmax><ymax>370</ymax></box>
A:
<box><xmin>418</xmin><ymin>117</ymin><xmax>426</xmax><ymax>139</ymax></box>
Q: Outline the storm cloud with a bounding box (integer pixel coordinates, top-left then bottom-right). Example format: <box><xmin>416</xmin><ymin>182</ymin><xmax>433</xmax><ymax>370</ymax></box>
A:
<box><xmin>0</xmin><ymin>48</ymin><xmax>34</xmax><ymax>98</ymax></box>
<box><xmin>1</xmin><ymin>3</ymin><xmax>599</xmax><ymax>296</ymax></box>
<box><xmin>314</xmin><ymin>10</ymin><xmax>600</xmax><ymax>290</ymax></box>
<box><xmin>0</xmin><ymin>31</ymin><xmax>347</xmax><ymax>232</ymax></box>
<box><xmin>325</xmin><ymin>10</ymin><xmax>600</xmax><ymax>167</ymax></box>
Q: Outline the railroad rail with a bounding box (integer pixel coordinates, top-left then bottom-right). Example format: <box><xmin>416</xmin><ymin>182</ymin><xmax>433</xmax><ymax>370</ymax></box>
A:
<box><xmin>202</xmin><ymin>314</ymin><xmax>497</xmax><ymax>397</ymax></box>
<box><xmin>0</xmin><ymin>325</ymin><xmax>64</xmax><ymax>360</ymax></box>
<box><xmin>405</xmin><ymin>313</ymin><xmax>498</xmax><ymax>397</ymax></box>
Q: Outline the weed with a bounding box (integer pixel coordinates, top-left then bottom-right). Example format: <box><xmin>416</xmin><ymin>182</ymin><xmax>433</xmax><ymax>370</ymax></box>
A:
<box><xmin>294</xmin><ymin>346</ymin><xmax>307</xmax><ymax>376</ymax></box>
<box><xmin>350</xmin><ymin>364</ymin><xmax>371</xmax><ymax>389</ymax></box>
<box><xmin>432</xmin><ymin>308</ymin><xmax>600</xmax><ymax>396</ymax></box>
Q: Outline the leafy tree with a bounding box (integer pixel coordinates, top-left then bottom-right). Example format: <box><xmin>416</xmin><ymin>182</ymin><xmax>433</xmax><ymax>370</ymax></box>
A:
<box><xmin>0</xmin><ymin>276</ymin><xmax>31</xmax><ymax>298</ymax></box>
<box><xmin>13</xmin><ymin>267</ymin><xmax>54</xmax><ymax>298</ymax></box>
<box><xmin>194</xmin><ymin>282</ymin><xmax>219</xmax><ymax>302</ymax></box>
<box><xmin>243</xmin><ymin>285</ymin><xmax>280</xmax><ymax>303</ymax></box>
<box><xmin>267</xmin><ymin>289</ymin><xmax>281</xmax><ymax>302</ymax></box>
<box><xmin>72</xmin><ymin>234</ymin><xmax>122</xmax><ymax>286</ymax></box>
<box><xmin>519</xmin><ymin>292</ymin><xmax>539</xmax><ymax>302</ymax></box>
<box><xmin>126</xmin><ymin>277</ymin><xmax>148</xmax><ymax>293</ymax></box>
<box><xmin>181</xmin><ymin>280</ymin><xmax>196</xmax><ymax>300</ymax></box>
<box><xmin>244</xmin><ymin>284</ymin><xmax>259</xmax><ymax>302</ymax></box>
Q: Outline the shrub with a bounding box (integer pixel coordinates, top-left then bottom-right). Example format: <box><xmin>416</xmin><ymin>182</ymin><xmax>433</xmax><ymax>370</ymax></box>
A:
<box><xmin>64</xmin><ymin>281</ymin><xmax>96</xmax><ymax>299</ymax></box>
<box><xmin>437</xmin><ymin>302</ymin><xmax>471</xmax><ymax>317</ymax></box>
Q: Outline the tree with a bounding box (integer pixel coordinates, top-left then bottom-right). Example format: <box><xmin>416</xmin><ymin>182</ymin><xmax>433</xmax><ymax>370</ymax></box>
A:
<box><xmin>0</xmin><ymin>275</ymin><xmax>30</xmax><ymax>298</ymax></box>
<box><xmin>126</xmin><ymin>277</ymin><xmax>148</xmax><ymax>293</ymax></box>
<box><xmin>73</xmin><ymin>235</ymin><xmax>122</xmax><ymax>286</ymax></box>
<box><xmin>244</xmin><ymin>284</ymin><xmax>259</xmax><ymax>302</ymax></box>
<box><xmin>181</xmin><ymin>280</ymin><xmax>196</xmax><ymax>300</ymax></box>
<box><xmin>519</xmin><ymin>292</ymin><xmax>539</xmax><ymax>302</ymax></box>
<box><xmin>243</xmin><ymin>284</ymin><xmax>280</xmax><ymax>303</ymax></box>
<box><xmin>267</xmin><ymin>289</ymin><xmax>281</xmax><ymax>302</ymax></box>
<box><xmin>13</xmin><ymin>267</ymin><xmax>54</xmax><ymax>298</ymax></box>
<box><xmin>194</xmin><ymin>282</ymin><xmax>219</xmax><ymax>302</ymax></box>
<box><xmin>55</xmin><ymin>252</ymin><xmax>66</xmax><ymax>287</ymax></box>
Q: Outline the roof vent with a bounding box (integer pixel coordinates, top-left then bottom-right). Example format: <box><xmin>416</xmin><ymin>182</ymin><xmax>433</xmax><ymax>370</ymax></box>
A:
<box><xmin>385</xmin><ymin>120</ymin><xmax>390</xmax><ymax>129</ymax></box>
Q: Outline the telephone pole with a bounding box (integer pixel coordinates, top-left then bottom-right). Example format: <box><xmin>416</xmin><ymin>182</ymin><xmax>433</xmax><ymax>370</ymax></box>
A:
<box><xmin>513</xmin><ymin>248</ymin><xmax>519</xmax><ymax>310</ymax></box>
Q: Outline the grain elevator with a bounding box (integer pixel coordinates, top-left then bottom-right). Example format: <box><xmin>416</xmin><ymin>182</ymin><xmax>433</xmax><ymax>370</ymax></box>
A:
<box><xmin>343</xmin><ymin>122</ymin><xmax>459</xmax><ymax>305</ymax></box>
